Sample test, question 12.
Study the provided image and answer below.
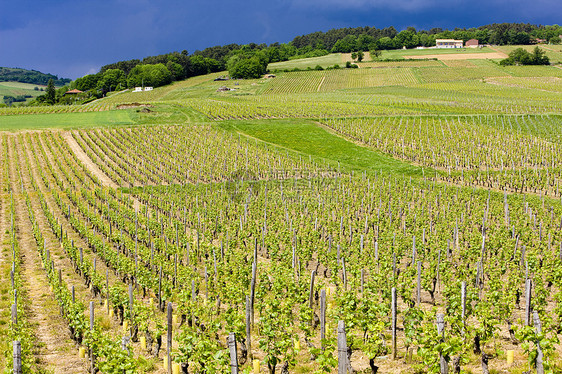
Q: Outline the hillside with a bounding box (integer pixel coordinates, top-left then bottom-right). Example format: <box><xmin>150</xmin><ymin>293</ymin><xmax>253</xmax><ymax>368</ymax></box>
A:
<box><xmin>0</xmin><ymin>67</ymin><xmax>70</xmax><ymax>86</ymax></box>
<box><xmin>0</xmin><ymin>81</ymin><xmax>46</xmax><ymax>105</ymax></box>
<box><xmin>0</xmin><ymin>45</ymin><xmax>562</xmax><ymax>374</ymax></box>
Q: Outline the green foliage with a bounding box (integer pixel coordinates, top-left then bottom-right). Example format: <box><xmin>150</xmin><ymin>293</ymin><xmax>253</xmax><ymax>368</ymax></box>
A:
<box><xmin>500</xmin><ymin>47</ymin><xmax>550</xmax><ymax>66</ymax></box>
<box><xmin>516</xmin><ymin>319</ymin><xmax>560</xmax><ymax>372</ymax></box>
<box><xmin>2</xmin><ymin>94</ymin><xmax>31</xmax><ymax>105</ymax></box>
<box><xmin>97</xmin><ymin>69</ymin><xmax>126</xmax><ymax>92</ymax></box>
<box><xmin>126</xmin><ymin>63</ymin><xmax>173</xmax><ymax>88</ymax></box>
<box><xmin>45</xmin><ymin>79</ymin><xmax>56</xmax><ymax>105</ymax></box>
<box><xmin>0</xmin><ymin>67</ymin><xmax>70</xmax><ymax>85</ymax></box>
<box><xmin>331</xmin><ymin>35</ymin><xmax>358</xmax><ymax>53</ymax></box>
<box><xmin>72</xmin><ymin>73</ymin><xmax>100</xmax><ymax>91</ymax></box>
<box><xmin>351</xmin><ymin>51</ymin><xmax>364</xmax><ymax>62</ymax></box>
<box><xmin>228</xmin><ymin>54</ymin><xmax>268</xmax><ymax>79</ymax></box>
<box><xmin>369</xmin><ymin>49</ymin><xmax>382</xmax><ymax>60</ymax></box>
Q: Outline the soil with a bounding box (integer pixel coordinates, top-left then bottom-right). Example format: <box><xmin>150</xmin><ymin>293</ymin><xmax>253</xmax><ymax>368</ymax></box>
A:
<box><xmin>341</xmin><ymin>52</ymin><xmax>372</xmax><ymax>65</ymax></box>
<box><xmin>8</xmin><ymin>136</ymin><xmax>87</xmax><ymax>374</ymax></box>
<box><xmin>62</xmin><ymin>131</ymin><xmax>119</xmax><ymax>189</ymax></box>
<box><xmin>115</xmin><ymin>103</ymin><xmax>154</xmax><ymax>110</ymax></box>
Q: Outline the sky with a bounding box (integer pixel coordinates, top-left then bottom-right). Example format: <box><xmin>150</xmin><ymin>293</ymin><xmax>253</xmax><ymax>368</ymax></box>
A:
<box><xmin>1</xmin><ymin>0</ymin><xmax>559</xmax><ymax>79</ymax></box>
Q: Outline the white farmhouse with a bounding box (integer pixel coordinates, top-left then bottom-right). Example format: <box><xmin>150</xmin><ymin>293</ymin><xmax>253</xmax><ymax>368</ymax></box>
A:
<box><xmin>436</xmin><ymin>39</ymin><xmax>463</xmax><ymax>48</ymax></box>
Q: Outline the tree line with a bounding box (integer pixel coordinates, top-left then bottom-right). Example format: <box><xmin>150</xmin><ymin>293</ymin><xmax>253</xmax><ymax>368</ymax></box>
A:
<box><xmin>291</xmin><ymin>23</ymin><xmax>562</xmax><ymax>52</ymax></box>
<box><xmin>21</xmin><ymin>22</ymin><xmax>562</xmax><ymax>106</ymax></box>
<box><xmin>0</xmin><ymin>67</ymin><xmax>71</xmax><ymax>86</ymax></box>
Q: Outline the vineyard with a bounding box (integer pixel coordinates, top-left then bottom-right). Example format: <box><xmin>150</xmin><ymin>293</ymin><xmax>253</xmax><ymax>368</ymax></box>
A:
<box><xmin>1</xmin><ymin>54</ymin><xmax>562</xmax><ymax>374</ymax></box>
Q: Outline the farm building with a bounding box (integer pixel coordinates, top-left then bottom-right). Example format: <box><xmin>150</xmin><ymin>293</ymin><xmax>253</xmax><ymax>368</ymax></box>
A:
<box><xmin>436</xmin><ymin>39</ymin><xmax>463</xmax><ymax>48</ymax></box>
<box><xmin>465</xmin><ymin>39</ymin><xmax>479</xmax><ymax>48</ymax></box>
<box><xmin>63</xmin><ymin>89</ymin><xmax>83</xmax><ymax>95</ymax></box>
<box><xmin>133</xmin><ymin>87</ymin><xmax>143</xmax><ymax>92</ymax></box>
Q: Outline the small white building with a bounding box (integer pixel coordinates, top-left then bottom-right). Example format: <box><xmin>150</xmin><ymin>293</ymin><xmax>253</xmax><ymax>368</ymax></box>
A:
<box><xmin>133</xmin><ymin>87</ymin><xmax>143</xmax><ymax>92</ymax></box>
<box><xmin>144</xmin><ymin>87</ymin><xmax>153</xmax><ymax>91</ymax></box>
<box><xmin>436</xmin><ymin>39</ymin><xmax>463</xmax><ymax>48</ymax></box>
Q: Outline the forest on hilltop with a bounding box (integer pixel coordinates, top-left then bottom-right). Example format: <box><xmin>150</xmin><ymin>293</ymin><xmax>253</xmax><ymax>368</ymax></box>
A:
<box><xmin>0</xmin><ymin>67</ymin><xmax>71</xmax><ymax>86</ymax></box>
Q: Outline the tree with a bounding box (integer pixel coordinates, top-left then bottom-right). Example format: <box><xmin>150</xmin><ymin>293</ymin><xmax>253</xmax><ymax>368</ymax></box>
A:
<box><xmin>45</xmin><ymin>79</ymin><xmax>56</xmax><ymax>104</ymax></box>
<box><xmin>500</xmin><ymin>47</ymin><xmax>549</xmax><ymax>66</ymax></box>
<box><xmin>166</xmin><ymin>61</ymin><xmax>184</xmax><ymax>81</ymax></box>
<box><xmin>375</xmin><ymin>37</ymin><xmax>395</xmax><ymax>50</ymax></box>
<box><xmin>72</xmin><ymin>74</ymin><xmax>100</xmax><ymax>91</ymax></box>
<box><xmin>97</xmin><ymin>69</ymin><xmax>126</xmax><ymax>93</ymax></box>
<box><xmin>530</xmin><ymin>46</ymin><xmax>549</xmax><ymax>64</ymax></box>
<box><xmin>126</xmin><ymin>64</ymin><xmax>172</xmax><ymax>88</ymax></box>
<box><xmin>354</xmin><ymin>51</ymin><xmax>364</xmax><ymax>62</ymax></box>
<box><xmin>228</xmin><ymin>56</ymin><xmax>266</xmax><ymax>79</ymax></box>
<box><xmin>369</xmin><ymin>49</ymin><xmax>382</xmax><ymax>60</ymax></box>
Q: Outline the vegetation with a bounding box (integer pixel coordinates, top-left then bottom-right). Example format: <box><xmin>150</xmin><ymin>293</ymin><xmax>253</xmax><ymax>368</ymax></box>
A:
<box><xmin>292</xmin><ymin>23</ymin><xmax>562</xmax><ymax>52</ymax></box>
<box><xmin>0</xmin><ymin>67</ymin><xmax>70</xmax><ymax>85</ymax></box>
<box><xmin>2</xmin><ymin>94</ymin><xmax>31</xmax><ymax>105</ymax></box>
<box><xmin>500</xmin><ymin>47</ymin><xmax>550</xmax><ymax>66</ymax></box>
<box><xmin>2</xmin><ymin>27</ymin><xmax>562</xmax><ymax>374</ymax></box>
<box><xmin>227</xmin><ymin>52</ymin><xmax>269</xmax><ymax>79</ymax></box>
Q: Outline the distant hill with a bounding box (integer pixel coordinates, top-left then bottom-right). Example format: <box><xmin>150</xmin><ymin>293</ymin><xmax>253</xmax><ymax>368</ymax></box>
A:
<box><xmin>0</xmin><ymin>67</ymin><xmax>71</xmax><ymax>86</ymax></box>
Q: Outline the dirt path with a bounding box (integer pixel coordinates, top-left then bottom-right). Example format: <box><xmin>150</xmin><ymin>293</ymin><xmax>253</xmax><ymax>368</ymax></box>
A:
<box><xmin>65</xmin><ymin>130</ymin><xmax>143</xmax><ymax>211</ymax></box>
<box><xmin>62</xmin><ymin>131</ymin><xmax>119</xmax><ymax>189</ymax></box>
<box><xmin>23</xmin><ymin>135</ymin><xmax>123</xmax><ymax>296</ymax></box>
<box><xmin>7</xmin><ymin>136</ymin><xmax>87</xmax><ymax>374</ymax></box>
<box><xmin>317</xmin><ymin>76</ymin><xmax>326</xmax><ymax>92</ymax></box>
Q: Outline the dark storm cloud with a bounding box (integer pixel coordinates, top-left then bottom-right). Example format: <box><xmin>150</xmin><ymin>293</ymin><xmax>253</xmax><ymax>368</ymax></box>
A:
<box><xmin>1</xmin><ymin>0</ymin><xmax>559</xmax><ymax>79</ymax></box>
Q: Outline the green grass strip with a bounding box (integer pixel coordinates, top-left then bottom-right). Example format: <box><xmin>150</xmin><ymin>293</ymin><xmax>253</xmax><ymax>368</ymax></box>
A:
<box><xmin>219</xmin><ymin>119</ymin><xmax>427</xmax><ymax>177</ymax></box>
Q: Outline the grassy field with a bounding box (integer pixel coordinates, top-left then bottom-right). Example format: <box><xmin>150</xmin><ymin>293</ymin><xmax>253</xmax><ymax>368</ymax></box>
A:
<box><xmin>268</xmin><ymin>53</ymin><xmax>343</xmax><ymax>70</ymax></box>
<box><xmin>493</xmin><ymin>44</ymin><xmax>562</xmax><ymax>63</ymax></box>
<box><xmin>0</xmin><ymin>109</ymin><xmax>135</xmax><ymax>130</ymax></box>
<box><xmin>220</xmin><ymin>119</ymin><xmax>426</xmax><ymax>176</ymax></box>
<box><xmin>0</xmin><ymin>81</ymin><xmax>45</xmax><ymax>103</ymax></box>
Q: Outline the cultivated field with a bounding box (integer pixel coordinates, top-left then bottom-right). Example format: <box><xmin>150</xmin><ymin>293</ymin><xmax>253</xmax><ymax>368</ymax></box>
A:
<box><xmin>1</xmin><ymin>49</ymin><xmax>562</xmax><ymax>374</ymax></box>
<box><xmin>0</xmin><ymin>82</ymin><xmax>46</xmax><ymax>104</ymax></box>
<box><xmin>404</xmin><ymin>52</ymin><xmax>507</xmax><ymax>60</ymax></box>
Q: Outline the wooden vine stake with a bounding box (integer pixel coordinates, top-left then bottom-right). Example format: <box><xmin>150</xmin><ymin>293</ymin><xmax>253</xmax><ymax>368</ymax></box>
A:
<box><xmin>391</xmin><ymin>287</ymin><xmax>397</xmax><ymax>360</ymax></box>
<box><xmin>158</xmin><ymin>267</ymin><xmax>163</xmax><ymax>310</ymax></box>
<box><xmin>12</xmin><ymin>296</ymin><xmax>17</xmax><ymax>326</ymax></box>
<box><xmin>129</xmin><ymin>284</ymin><xmax>134</xmax><ymax>336</ymax></box>
<box><xmin>245</xmin><ymin>295</ymin><xmax>252</xmax><ymax>359</ymax></box>
<box><xmin>167</xmin><ymin>302</ymin><xmax>173</xmax><ymax>374</ymax></box>
<box><xmin>90</xmin><ymin>301</ymin><xmax>95</xmax><ymax>373</ymax></box>
<box><xmin>309</xmin><ymin>270</ymin><xmax>316</xmax><ymax>309</ymax></box>
<box><xmin>525</xmin><ymin>279</ymin><xmax>532</xmax><ymax>326</ymax></box>
<box><xmin>320</xmin><ymin>289</ymin><xmax>326</xmax><ymax>350</ymax></box>
<box><xmin>416</xmin><ymin>261</ymin><xmax>422</xmax><ymax>305</ymax></box>
<box><xmin>337</xmin><ymin>320</ymin><xmax>347</xmax><ymax>374</ymax></box>
<box><xmin>13</xmin><ymin>341</ymin><xmax>22</xmax><ymax>374</ymax></box>
<box><xmin>228</xmin><ymin>332</ymin><xmax>239</xmax><ymax>374</ymax></box>
<box><xmin>436</xmin><ymin>313</ymin><xmax>448</xmax><ymax>374</ymax></box>
<box><xmin>250</xmin><ymin>261</ymin><xmax>257</xmax><ymax>326</ymax></box>
<box><xmin>461</xmin><ymin>281</ymin><xmax>466</xmax><ymax>335</ymax></box>
<box><xmin>533</xmin><ymin>311</ymin><xmax>544</xmax><ymax>374</ymax></box>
